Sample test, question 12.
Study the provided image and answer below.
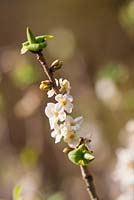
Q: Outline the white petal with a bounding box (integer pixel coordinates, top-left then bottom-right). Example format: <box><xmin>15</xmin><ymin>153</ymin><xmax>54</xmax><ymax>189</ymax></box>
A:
<box><xmin>51</xmin><ymin>130</ymin><xmax>57</xmax><ymax>138</ymax></box>
<box><xmin>59</xmin><ymin>78</ymin><xmax>63</xmax><ymax>85</ymax></box>
<box><xmin>65</xmin><ymin>103</ymin><xmax>73</xmax><ymax>113</ymax></box>
<box><xmin>58</xmin><ymin>111</ymin><xmax>66</xmax><ymax>122</ymax></box>
<box><xmin>49</xmin><ymin>117</ymin><xmax>57</xmax><ymax>130</ymax></box>
<box><xmin>68</xmin><ymin>138</ymin><xmax>80</xmax><ymax>148</ymax></box>
<box><xmin>55</xmin><ymin>103</ymin><xmax>64</xmax><ymax>112</ymax></box>
<box><xmin>45</xmin><ymin>103</ymin><xmax>55</xmax><ymax>118</ymax></box>
<box><xmin>64</xmin><ymin>94</ymin><xmax>73</xmax><ymax>102</ymax></box>
<box><xmin>55</xmin><ymin>78</ymin><xmax>59</xmax><ymax>86</ymax></box>
<box><xmin>47</xmin><ymin>89</ymin><xmax>55</xmax><ymax>98</ymax></box>
<box><xmin>55</xmin><ymin>134</ymin><xmax>62</xmax><ymax>143</ymax></box>
<box><xmin>74</xmin><ymin>116</ymin><xmax>83</xmax><ymax>124</ymax></box>
<box><xmin>55</xmin><ymin>94</ymin><xmax>63</xmax><ymax>102</ymax></box>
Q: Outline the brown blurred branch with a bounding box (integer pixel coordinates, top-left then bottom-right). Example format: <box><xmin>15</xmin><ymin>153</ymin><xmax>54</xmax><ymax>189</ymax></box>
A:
<box><xmin>35</xmin><ymin>50</ymin><xmax>99</xmax><ymax>200</ymax></box>
<box><xmin>80</xmin><ymin>166</ymin><xmax>99</xmax><ymax>200</ymax></box>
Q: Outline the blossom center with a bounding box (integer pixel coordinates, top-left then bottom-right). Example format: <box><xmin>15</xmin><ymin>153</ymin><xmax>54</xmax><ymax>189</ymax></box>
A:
<box><xmin>55</xmin><ymin>112</ymin><xmax>59</xmax><ymax>117</ymax></box>
<box><xmin>68</xmin><ymin>131</ymin><xmax>75</xmax><ymax>139</ymax></box>
<box><xmin>70</xmin><ymin>122</ymin><xmax>75</xmax><ymax>126</ymax></box>
<box><xmin>61</xmin><ymin>99</ymin><xmax>67</xmax><ymax>106</ymax></box>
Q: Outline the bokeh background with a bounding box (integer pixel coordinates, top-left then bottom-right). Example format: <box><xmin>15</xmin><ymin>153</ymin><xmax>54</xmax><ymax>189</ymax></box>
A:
<box><xmin>0</xmin><ymin>0</ymin><xmax>134</xmax><ymax>200</ymax></box>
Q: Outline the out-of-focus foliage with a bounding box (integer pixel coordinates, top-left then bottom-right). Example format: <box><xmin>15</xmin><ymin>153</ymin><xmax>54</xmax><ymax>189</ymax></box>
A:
<box><xmin>11</xmin><ymin>60</ymin><xmax>40</xmax><ymax>87</ymax></box>
<box><xmin>97</xmin><ymin>63</ymin><xmax>129</xmax><ymax>83</ymax></box>
<box><xmin>119</xmin><ymin>1</ymin><xmax>134</xmax><ymax>33</ymax></box>
<box><xmin>47</xmin><ymin>192</ymin><xmax>65</xmax><ymax>200</ymax></box>
<box><xmin>13</xmin><ymin>185</ymin><xmax>23</xmax><ymax>200</ymax></box>
<box><xmin>20</xmin><ymin>148</ymin><xmax>39</xmax><ymax>167</ymax></box>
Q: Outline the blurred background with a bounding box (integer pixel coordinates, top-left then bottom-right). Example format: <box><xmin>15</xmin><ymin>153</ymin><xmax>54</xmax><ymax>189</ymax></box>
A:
<box><xmin>0</xmin><ymin>0</ymin><xmax>134</xmax><ymax>199</ymax></box>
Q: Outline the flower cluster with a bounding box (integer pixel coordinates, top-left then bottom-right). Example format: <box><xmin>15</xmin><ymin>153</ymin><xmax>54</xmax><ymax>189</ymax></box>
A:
<box><xmin>113</xmin><ymin>127</ymin><xmax>134</xmax><ymax>200</ymax></box>
<box><xmin>45</xmin><ymin>78</ymin><xmax>83</xmax><ymax>148</ymax></box>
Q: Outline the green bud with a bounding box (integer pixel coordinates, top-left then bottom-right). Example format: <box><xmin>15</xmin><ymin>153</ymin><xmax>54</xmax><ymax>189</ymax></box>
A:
<box><xmin>50</xmin><ymin>59</ymin><xmax>63</xmax><ymax>72</ymax></box>
<box><xmin>68</xmin><ymin>144</ymin><xmax>95</xmax><ymax>166</ymax></box>
<box><xmin>21</xmin><ymin>27</ymin><xmax>54</xmax><ymax>54</ymax></box>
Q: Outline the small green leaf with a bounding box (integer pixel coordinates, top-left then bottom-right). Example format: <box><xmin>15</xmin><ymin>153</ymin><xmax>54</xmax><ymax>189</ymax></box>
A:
<box><xmin>26</xmin><ymin>27</ymin><xmax>36</xmax><ymax>44</ymax></box>
<box><xmin>68</xmin><ymin>144</ymin><xmax>95</xmax><ymax>166</ymax></box>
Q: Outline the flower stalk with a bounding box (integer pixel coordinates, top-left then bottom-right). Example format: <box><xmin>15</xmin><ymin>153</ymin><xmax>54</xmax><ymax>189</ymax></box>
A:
<box><xmin>21</xmin><ymin>27</ymin><xmax>100</xmax><ymax>200</ymax></box>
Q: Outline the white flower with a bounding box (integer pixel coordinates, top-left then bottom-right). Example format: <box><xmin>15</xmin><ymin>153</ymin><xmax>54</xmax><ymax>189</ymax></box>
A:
<box><xmin>55</xmin><ymin>94</ymin><xmax>73</xmax><ymax>113</ymax></box>
<box><xmin>45</xmin><ymin>102</ymin><xmax>66</xmax><ymax>129</ymax></box>
<box><xmin>51</xmin><ymin>124</ymin><xmax>65</xmax><ymax>143</ymax></box>
<box><xmin>63</xmin><ymin>129</ymin><xmax>81</xmax><ymax>148</ymax></box>
<box><xmin>47</xmin><ymin>79</ymin><xmax>58</xmax><ymax>98</ymax></box>
<box><xmin>116</xmin><ymin>190</ymin><xmax>134</xmax><ymax>200</ymax></box>
<box><xmin>113</xmin><ymin>144</ymin><xmax>134</xmax><ymax>189</ymax></box>
<box><xmin>64</xmin><ymin>115</ymin><xmax>83</xmax><ymax>132</ymax></box>
<box><xmin>59</xmin><ymin>78</ymin><xmax>71</xmax><ymax>94</ymax></box>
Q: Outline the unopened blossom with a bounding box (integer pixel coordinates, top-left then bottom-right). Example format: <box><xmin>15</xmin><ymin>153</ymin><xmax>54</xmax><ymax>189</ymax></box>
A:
<box><xmin>59</xmin><ymin>78</ymin><xmax>71</xmax><ymax>94</ymax></box>
<box><xmin>51</xmin><ymin>124</ymin><xmax>65</xmax><ymax>143</ymax></box>
<box><xmin>45</xmin><ymin>102</ymin><xmax>66</xmax><ymax>129</ymax></box>
<box><xmin>55</xmin><ymin>94</ymin><xmax>73</xmax><ymax>113</ymax></box>
<box><xmin>47</xmin><ymin>79</ymin><xmax>58</xmax><ymax>98</ymax></box>
<box><xmin>64</xmin><ymin>115</ymin><xmax>83</xmax><ymax>132</ymax></box>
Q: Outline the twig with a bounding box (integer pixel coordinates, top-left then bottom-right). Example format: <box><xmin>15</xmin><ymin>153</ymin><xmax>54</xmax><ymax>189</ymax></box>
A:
<box><xmin>36</xmin><ymin>51</ymin><xmax>59</xmax><ymax>94</ymax></box>
<box><xmin>80</xmin><ymin>165</ymin><xmax>99</xmax><ymax>200</ymax></box>
<box><xmin>35</xmin><ymin>51</ymin><xmax>99</xmax><ymax>200</ymax></box>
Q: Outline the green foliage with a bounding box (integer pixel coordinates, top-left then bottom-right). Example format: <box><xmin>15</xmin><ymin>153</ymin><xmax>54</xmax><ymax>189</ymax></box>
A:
<box><xmin>11</xmin><ymin>61</ymin><xmax>40</xmax><ymax>87</ymax></box>
<box><xmin>21</xmin><ymin>27</ymin><xmax>54</xmax><ymax>54</ymax></box>
<box><xmin>47</xmin><ymin>192</ymin><xmax>65</xmax><ymax>200</ymax></box>
<box><xmin>68</xmin><ymin>144</ymin><xmax>94</xmax><ymax>166</ymax></box>
<box><xmin>97</xmin><ymin>63</ymin><xmax>128</xmax><ymax>83</ymax></box>
<box><xmin>13</xmin><ymin>185</ymin><xmax>23</xmax><ymax>200</ymax></box>
<box><xmin>20</xmin><ymin>148</ymin><xmax>39</xmax><ymax>167</ymax></box>
<box><xmin>119</xmin><ymin>1</ymin><xmax>134</xmax><ymax>32</ymax></box>
<box><xmin>122</xmin><ymin>91</ymin><xmax>134</xmax><ymax>111</ymax></box>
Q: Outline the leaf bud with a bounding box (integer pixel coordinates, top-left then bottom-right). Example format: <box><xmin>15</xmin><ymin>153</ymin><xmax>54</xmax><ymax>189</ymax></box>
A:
<box><xmin>63</xmin><ymin>147</ymin><xmax>74</xmax><ymax>154</ymax></box>
<box><xmin>68</xmin><ymin>144</ymin><xmax>95</xmax><ymax>166</ymax></box>
<box><xmin>50</xmin><ymin>60</ymin><xmax>63</xmax><ymax>72</ymax></box>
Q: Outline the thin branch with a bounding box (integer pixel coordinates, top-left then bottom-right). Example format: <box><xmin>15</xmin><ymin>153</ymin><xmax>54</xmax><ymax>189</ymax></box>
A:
<box><xmin>80</xmin><ymin>165</ymin><xmax>99</xmax><ymax>200</ymax></box>
<box><xmin>35</xmin><ymin>50</ymin><xmax>99</xmax><ymax>200</ymax></box>
<box><xmin>36</xmin><ymin>51</ymin><xmax>59</xmax><ymax>94</ymax></box>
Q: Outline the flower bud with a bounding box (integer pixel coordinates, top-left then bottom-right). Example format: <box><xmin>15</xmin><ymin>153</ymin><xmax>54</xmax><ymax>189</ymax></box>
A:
<box><xmin>63</xmin><ymin>147</ymin><xmax>74</xmax><ymax>154</ymax></box>
<box><xmin>50</xmin><ymin>60</ymin><xmax>63</xmax><ymax>72</ymax></box>
<box><xmin>68</xmin><ymin>144</ymin><xmax>95</xmax><ymax>166</ymax></box>
<box><xmin>39</xmin><ymin>80</ymin><xmax>52</xmax><ymax>91</ymax></box>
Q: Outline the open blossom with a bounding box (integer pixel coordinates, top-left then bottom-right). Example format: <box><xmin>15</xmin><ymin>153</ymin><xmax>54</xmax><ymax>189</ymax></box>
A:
<box><xmin>55</xmin><ymin>94</ymin><xmax>73</xmax><ymax>113</ymax></box>
<box><xmin>64</xmin><ymin>115</ymin><xmax>83</xmax><ymax>132</ymax></box>
<box><xmin>63</xmin><ymin>129</ymin><xmax>81</xmax><ymax>148</ymax></box>
<box><xmin>59</xmin><ymin>78</ymin><xmax>71</xmax><ymax>94</ymax></box>
<box><xmin>45</xmin><ymin>102</ymin><xmax>66</xmax><ymax>129</ymax></box>
<box><xmin>62</xmin><ymin>116</ymin><xmax>83</xmax><ymax>148</ymax></box>
<box><xmin>47</xmin><ymin>79</ymin><xmax>58</xmax><ymax>98</ymax></box>
<box><xmin>113</xmin><ymin>142</ymin><xmax>134</xmax><ymax>189</ymax></box>
<box><xmin>51</xmin><ymin>123</ymin><xmax>66</xmax><ymax>143</ymax></box>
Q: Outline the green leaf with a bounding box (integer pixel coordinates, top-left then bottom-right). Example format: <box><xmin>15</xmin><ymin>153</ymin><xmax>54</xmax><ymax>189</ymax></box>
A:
<box><xmin>68</xmin><ymin>144</ymin><xmax>95</xmax><ymax>166</ymax></box>
<box><xmin>13</xmin><ymin>185</ymin><xmax>23</xmax><ymax>200</ymax></box>
<box><xmin>26</xmin><ymin>27</ymin><xmax>36</xmax><ymax>44</ymax></box>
